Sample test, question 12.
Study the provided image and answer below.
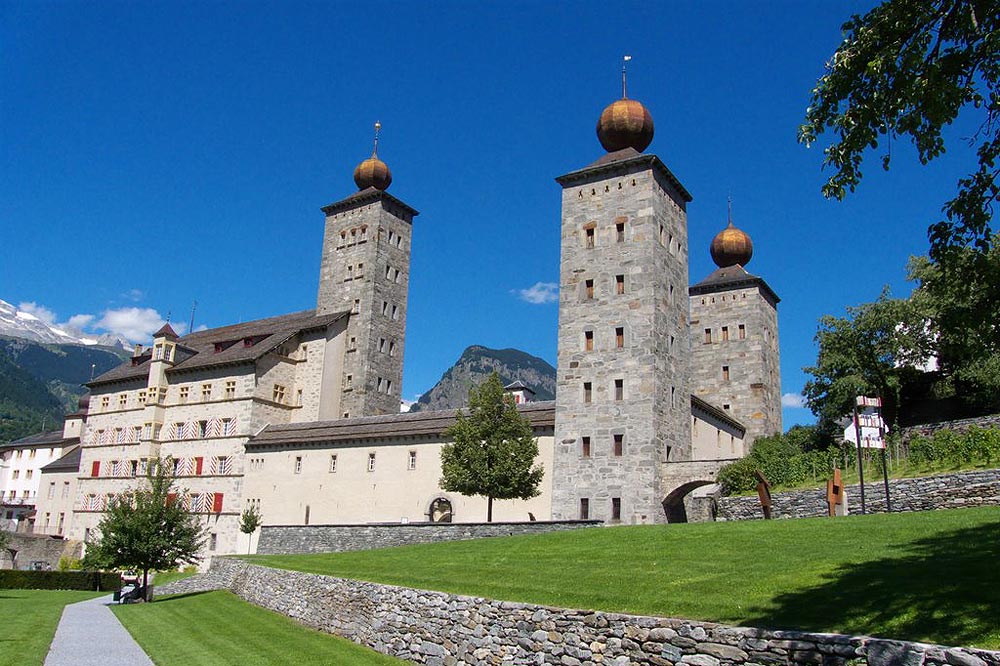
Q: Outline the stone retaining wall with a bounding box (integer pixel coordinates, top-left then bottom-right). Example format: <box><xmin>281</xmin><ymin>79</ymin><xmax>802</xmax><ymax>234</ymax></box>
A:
<box><xmin>717</xmin><ymin>469</ymin><xmax>1000</xmax><ymax>521</ymax></box>
<box><xmin>0</xmin><ymin>534</ymin><xmax>81</xmax><ymax>570</ymax></box>
<box><xmin>901</xmin><ymin>415</ymin><xmax>1000</xmax><ymax>440</ymax></box>
<box><xmin>256</xmin><ymin>520</ymin><xmax>602</xmax><ymax>555</ymax></box>
<box><xmin>193</xmin><ymin>558</ymin><xmax>999</xmax><ymax>666</ymax></box>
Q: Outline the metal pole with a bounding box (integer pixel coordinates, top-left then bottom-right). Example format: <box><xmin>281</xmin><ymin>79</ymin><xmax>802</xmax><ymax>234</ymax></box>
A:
<box><xmin>881</xmin><ymin>448</ymin><xmax>891</xmax><ymax>512</ymax></box>
<box><xmin>853</xmin><ymin>402</ymin><xmax>866</xmax><ymax>515</ymax></box>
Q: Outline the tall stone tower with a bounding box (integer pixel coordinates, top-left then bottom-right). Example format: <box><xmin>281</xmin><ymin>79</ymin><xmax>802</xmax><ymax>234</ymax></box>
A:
<box><xmin>688</xmin><ymin>211</ymin><xmax>781</xmax><ymax>444</ymax></box>
<box><xmin>316</xmin><ymin>124</ymin><xmax>417</xmax><ymax>418</ymax></box>
<box><xmin>551</xmin><ymin>92</ymin><xmax>693</xmax><ymax>525</ymax></box>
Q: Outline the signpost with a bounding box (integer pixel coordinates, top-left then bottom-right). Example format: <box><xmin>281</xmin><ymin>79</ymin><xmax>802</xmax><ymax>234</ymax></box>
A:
<box><xmin>851</xmin><ymin>396</ymin><xmax>892</xmax><ymax>515</ymax></box>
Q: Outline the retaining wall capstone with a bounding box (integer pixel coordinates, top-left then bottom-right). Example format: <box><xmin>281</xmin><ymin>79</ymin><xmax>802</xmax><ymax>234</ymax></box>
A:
<box><xmin>717</xmin><ymin>469</ymin><xmax>1000</xmax><ymax>521</ymax></box>
<box><xmin>901</xmin><ymin>415</ymin><xmax>1000</xmax><ymax>440</ymax></box>
<box><xmin>187</xmin><ymin>558</ymin><xmax>999</xmax><ymax>666</ymax></box>
<box><xmin>256</xmin><ymin>520</ymin><xmax>603</xmax><ymax>555</ymax></box>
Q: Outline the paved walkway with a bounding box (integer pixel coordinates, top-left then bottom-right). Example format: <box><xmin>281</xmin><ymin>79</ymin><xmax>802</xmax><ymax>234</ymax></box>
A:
<box><xmin>44</xmin><ymin>594</ymin><xmax>154</xmax><ymax>666</ymax></box>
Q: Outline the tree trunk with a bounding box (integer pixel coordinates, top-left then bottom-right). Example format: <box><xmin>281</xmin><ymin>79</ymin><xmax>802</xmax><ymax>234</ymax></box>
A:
<box><xmin>487</xmin><ymin>496</ymin><xmax>493</xmax><ymax>523</ymax></box>
<box><xmin>142</xmin><ymin>568</ymin><xmax>150</xmax><ymax>602</ymax></box>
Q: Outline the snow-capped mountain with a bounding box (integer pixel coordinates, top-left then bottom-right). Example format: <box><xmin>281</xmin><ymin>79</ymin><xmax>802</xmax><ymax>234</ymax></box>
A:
<box><xmin>0</xmin><ymin>299</ymin><xmax>129</xmax><ymax>350</ymax></box>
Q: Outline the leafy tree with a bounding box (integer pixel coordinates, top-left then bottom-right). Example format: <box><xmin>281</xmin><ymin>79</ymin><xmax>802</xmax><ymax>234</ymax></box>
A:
<box><xmin>804</xmin><ymin>289</ymin><xmax>933</xmax><ymax>430</ymax></box>
<box><xmin>0</xmin><ymin>528</ymin><xmax>10</xmax><ymax>552</ymax></box>
<box><xmin>83</xmin><ymin>457</ymin><xmax>206</xmax><ymax>598</ymax></box>
<box><xmin>239</xmin><ymin>505</ymin><xmax>263</xmax><ymax>555</ymax></box>
<box><xmin>799</xmin><ymin>0</ymin><xmax>1000</xmax><ymax>255</ymax></box>
<box><xmin>440</xmin><ymin>372</ymin><xmax>543</xmax><ymax>522</ymax></box>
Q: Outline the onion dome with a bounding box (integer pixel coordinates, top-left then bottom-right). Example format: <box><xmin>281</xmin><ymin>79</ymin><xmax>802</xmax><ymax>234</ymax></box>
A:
<box><xmin>596</xmin><ymin>98</ymin><xmax>654</xmax><ymax>153</ymax></box>
<box><xmin>353</xmin><ymin>120</ymin><xmax>392</xmax><ymax>191</ymax></box>
<box><xmin>710</xmin><ymin>221</ymin><xmax>754</xmax><ymax>268</ymax></box>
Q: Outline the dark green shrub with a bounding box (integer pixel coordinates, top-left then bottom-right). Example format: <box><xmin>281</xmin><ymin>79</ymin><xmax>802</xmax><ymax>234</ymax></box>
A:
<box><xmin>0</xmin><ymin>570</ymin><xmax>120</xmax><ymax>590</ymax></box>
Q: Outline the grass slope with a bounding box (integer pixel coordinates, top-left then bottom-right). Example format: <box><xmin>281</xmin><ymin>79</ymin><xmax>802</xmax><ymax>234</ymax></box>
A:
<box><xmin>247</xmin><ymin>507</ymin><xmax>1000</xmax><ymax>649</ymax></box>
<box><xmin>113</xmin><ymin>590</ymin><xmax>405</xmax><ymax>666</ymax></box>
<box><xmin>0</xmin><ymin>589</ymin><xmax>104</xmax><ymax>666</ymax></box>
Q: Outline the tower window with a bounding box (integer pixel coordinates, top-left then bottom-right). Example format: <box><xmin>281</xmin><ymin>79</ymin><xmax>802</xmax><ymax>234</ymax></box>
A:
<box><xmin>353</xmin><ymin>299</ymin><xmax>360</xmax><ymax>314</ymax></box>
<box><xmin>614</xmin><ymin>379</ymin><xmax>624</xmax><ymax>401</ymax></box>
<box><xmin>722</xmin><ymin>326</ymin><xmax>729</xmax><ymax>341</ymax></box>
<box><xmin>704</xmin><ymin>328</ymin><xmax>712</xmax><ymax>344</ymax></box>
<box><xmin>583</xmin><ymin>382</ymin><xmax>592</xmax><ymax>403</ymax></box>
<box><xmin>615</xmin><ymin>275</ymin><xmax>625</xmax><ymax>295</ymax></box>
<box><xmin>613</xmin><ymin>434</ymin><xmax>624</xmax><ymax>456</ymax></box>
<box><xmin>722</xmin><ymin>365</ymin><xmax>730</xmax><ymax>381</ymax></box>
<box><xmin>723</xmin><ymin>404</ymin><xmax>731</xmax><ymax>411</ymax></box>
<box><xmin>581</xmin><ymin>436</ymin><xmax>591</xmax><ymax>457</ymax></box>
<box><xmin>580</xmin><ymin>498</ymin><xmax>590</xmax><ymax>520</ymax></box>
<box><xmin>389</xmin><ymin>341</ymin><xmax>397</xmax><ymax>356</ymax></box>
<box><xmin>615</xmin><ymin>327</ymin><xmax>624</xmax><ymax>348</ymax></box>
<box><xmin>368</xmin><ymin>452</ymin><xmax>376</xmax><ymax>472</ymax></box>
<box><xmin>611</xmin><ymin>497</ymin><xmax>622</xmax><ymax>521</ymax></box>
<box><xmin>585</xmin><ymin>227</ymin><xmax>595</xmax><ymax>248</ymax></box>
<box><xmin>329</xmin><ymin>454</ymin><xmax>338</xmax><ymax>472</ymax></box>
<box><xmin>616</xmin><ymin>222</ymin><xmax>625</xmax><ymax>242</ymax></box>
<box><xmin>584</xmin><ymin>330</ymin><xmax>594</xmax><ymax>351</ymax></box>
<box><xmin>584</xmin><ymin>279</ymin><xmax>594</xmax><ymax>299</ymax></box>
<box><xmin>379</xmin><ymin>337</ymin><xmax>386</xmax><ymax>353</ymax></box>
<box><xmin>294</xmin><ymin>456</ymin><xmax>302</xmax><ymax>474</ymax></box>
<box><xmin>739</xmin><ymin>324</ymin><xmax>746</xmax><ymax>339</ymax></box>
<box><xmin>408</xmin><ymin>450</ymin><xmax>417</xmax><ymax>470</ymax></box>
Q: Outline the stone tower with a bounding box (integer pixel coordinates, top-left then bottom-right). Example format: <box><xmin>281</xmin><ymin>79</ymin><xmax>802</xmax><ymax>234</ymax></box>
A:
<box><xmin>551</xmin><ymin>94</ymin><xmax>693</xmax><ymax>525</ymax></box>
<box><xmin>688</xmin><ymin>212</ymin><xmax>781</xmax><ymax>444</ymax></box>
<box><xmin>316</xmin><ymin>125</ymin><xmax>417</xmax><ymax>417</ymax></box>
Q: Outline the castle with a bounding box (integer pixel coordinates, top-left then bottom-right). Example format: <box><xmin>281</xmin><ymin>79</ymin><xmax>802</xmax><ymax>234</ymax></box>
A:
<box><xmin>27</xmin><ymin>87</ymin><xmax>781</xmax><ymax>558</ymax></box>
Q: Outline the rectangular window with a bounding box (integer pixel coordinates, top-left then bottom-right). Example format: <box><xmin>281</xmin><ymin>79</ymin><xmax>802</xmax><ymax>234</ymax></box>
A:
<box><xmin>613</xmin><ymin>434</ymin><xmax>624</xmax><ymax>457</ymax></box>
<box><xmin>722</xmin><ymin>365</ymin><xmax>730</xmax><ymax>381</ymax></box>
<box><xmin>408</xmin><ymin>450</ymin><xmax>417</xmax><ymax>470</ymax></box>
<box><xmin>614</xmin><ymin>379</ymin><xmax>624</xmax><ymax>401</ymax></box>
<box><xmin>48</xmin><ymin>482</ymin><xmax>55</xmax><ymax>499</ymax></box>
<box><xmin>368</xmin><ymin>452</ymin><xmax>376</xmax><ymax>472</ymax></box>
<box><xmin>101</xmin><ymin>396</ymin><xmax>110</xmax><ymax>410</ymax></box>
<box><xmin>615</xmin><ymin>274</ymin><xmax>625</xmax><ymax>295</ymax></box>
<box><xmin>349</xmin><ymin>336</ymin><xmax>357</xmax><ymax>350</ymax></box>
<box><xmin>581</xmin><ymin>436</ymin><xmax>591</xmax><ymax>458</ymax></box>
<box><xmin>272</xmin><ymin>384</ymin><xmax>286</xmax><ymax>404</ymax></box>
<box><xmin>118</xmin><ymin>393</ymin><xmax>127</xmax><ymax>408</ymax></box>
<box><xmin>386</xmin><ymin>379</ymin><xmax>393</xmax><ymax>394</ymax></box>
<box><xmin>616</xmin><ymin>222</ymin><xmax>625</xmax><ymax>242</ymax></box>
<box><xmin>294</xmin><ymin>456</ymin><xmax>302</xmax><ymax>474</ymax></box>
<box><xmin>585</xmin><ymin>279</ymin><xmax>594</xmax><ymax>299</ymax></box>
<box><xmin>201</xmin><ymin>383</ymin><xmax>212</xmax><ymax>400</ymax></box>
<box><xmin>62</xmin><ymin>482</ymin><xmax>70</xmax><ymax>498</ymax></box>
<box><xmin>738</xmin><ymin>324</ymin><xmax>746</xmax><ymax>339</ymax></box>
<box><xmin>583</xmin><ymin>382</ymin><xmax>592</xmax><ymax>403</ymax></box>
<box><xmin>179</xmin><ymin>386</ymin><xmax>190</xmax><ymax>403</ymax></box>
<box><xmin>379</xmin><ymin>337</ymin><xmax>386</xmax><ymax>353</ymax></box>
<box><xmin>389</xmin><ymin>341</ymin><xmax>397</xmax><ymax>356</ymax></box>
<box><xmin>584</xmin><ymin>330</ymin><xmax>594</xmax><ymax>351</ymax></box>
<box><xmin>585</xmin><ymin>227</ymin><xmax>595</xmax><ymax>248</ymax></box>
<box><xmin>391</xmin><ymin>305</ymin><xmax>399</xmax><ymax>320</ymax></box>
<box><xmin>615</xmin><ymin>327</ymin><xmax>624</xmax><ymax>348</ymax></box>
<box><xmin>612</xmin><ymin>497</ymin><xmax>622</xmax><ymax>521</ymax></box>
<box><xmin>353</xmin><ymin>299</ymin><xmax>360</xmax><ymax>314</ymax></box>
<box><xmin>580</xmin><ymin>498</ymin><xmax>590</xmax><ymax>520</ymax></box>
<box><xmin>704</xmin><ymin>328</ymin><xmax>713</xmax><ymax>344</ymax></box>
<box><xmin>225</xmin><ymin>380</ymin><xmax>236</xmax><ymax>399</ymax></box>
<box><xmin>345</xmin><ymin>374</ymin><xmax>353</xmax><ymax>389</ymax></box>
<box><xmin>722</xmin><ymin>326</ymin><xmax>729</xmax><ymax>341</ymax></box>
<box><xmin>382</xmin><ymin>301</ymin><xmax>389</xmax><ymax>315</ymax></box>
<box><xmin>209</xmin><ymin>533</ymin><xmax>217</xmax><ymax>552</ymax></box>
<box><xmin>329</xmin><ymin>454</ymin><xmax>337</xmax><ymax>473</ymax></box>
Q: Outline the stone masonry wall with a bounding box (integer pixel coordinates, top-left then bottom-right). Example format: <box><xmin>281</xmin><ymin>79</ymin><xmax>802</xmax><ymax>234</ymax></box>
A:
<box><xmin>181</xmin><ymin>558</ymin><xmax>1000</xmax><ymax>666</ymax></box>
<box><xmin>0</xmin><ymin>534</ymin><xmax>82</xmax><ymax>570</ymax></box>
<box><xmin>256</xmin><ymin>520</ymin><xmax>602</xmax><ymax>555</ymax></box>
<box><xmin>901</xmin><ymin>414</ymin><xmax>1000</xmax><ymax>440</ymax></box>
<box><xmin>717</xmin><ymin>469</ymin><xmax>1000</xmax><ymax>521</ymax></box>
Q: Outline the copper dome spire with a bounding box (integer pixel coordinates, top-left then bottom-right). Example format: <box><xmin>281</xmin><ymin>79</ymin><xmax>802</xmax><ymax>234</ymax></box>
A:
<box><xmin>353</xmin><ymin>121</ymin><xmax>392</xmax><ymax>191</ymax></box>
<box><xmin>710</xmin><ymin>199</ymin><xmax>753</xmax><ymax>268</ymax></box>
<box><xmin>596</xmin><ymin>56</ymin><xmax>654</xmax><ymax>153</ymax></box>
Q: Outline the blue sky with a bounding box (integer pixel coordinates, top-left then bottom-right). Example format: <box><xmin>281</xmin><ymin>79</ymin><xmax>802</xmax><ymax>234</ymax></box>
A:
<box><xmin>1</xmin><ymin>1</ymin><xmax>984</xmax><ymax>427</ymax></box>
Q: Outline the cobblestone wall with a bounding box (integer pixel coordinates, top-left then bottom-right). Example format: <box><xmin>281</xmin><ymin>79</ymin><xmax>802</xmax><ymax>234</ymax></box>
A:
<box><xmin>190</xmin><ymin>558</ymin><xmax>999</xmax><ymax>666</ymax></box>
<box><xmin>256</xmin><ymin>520</ymin><xmax>602</xmax><ymax>555</ymax></box>
<box><xmin>901</xmin><ymin>414</ymin><xmax>1000</xmax><ymax>440</ymax></box>
<box><xmin>0</xmin><ymin>534</ymin><xmax>81</xmax><ymax>570</ymax></box>
<box><xmin>717</xmin><ymin>469</ymin><xmax>1000</xmax><ymax>521</ymax></box>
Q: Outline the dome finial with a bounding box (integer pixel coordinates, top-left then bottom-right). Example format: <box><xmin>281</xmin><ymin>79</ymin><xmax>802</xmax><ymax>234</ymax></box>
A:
<box><xmin>622</xmin><ymin>55</ymin><xmax>632</xmax><ymax>99</ymax></box>
<box><xmin>597</xmin><ymin>57</ymin><xmax>654</xmax><ymax>153</ymax></box>
<box><xmin>727</xmin><ymin>193</ymin><xmax>733</xmax><ymax>226</ymax></box>
<box><xmin>354</xmin><ymin>121</ymin><xmax>392</xmax><ymax>191</ymax></box>
<box><xmin>710</xmin><ymin>199</ymin><xmax>753</xmax><ymax>268</ymax></box>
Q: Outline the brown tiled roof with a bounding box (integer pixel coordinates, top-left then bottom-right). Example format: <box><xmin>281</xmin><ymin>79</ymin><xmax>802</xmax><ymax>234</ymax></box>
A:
<box><xmin>688</xmin><ymin>264</ymin><xmax>780</xmax><ymax>305</ymax></box>
<box><xmin>247</xmin><ymin>401</ymin><xmax>556</xmax><ymax>449</ymax></box>
<box><xmin>321</xmin><ymin>187</ymin><xmax>419</xmax><ymax>219</ymax></box>
<box><xmin>88</xmin><ymin>309</ymin><xmax>348</xmax><ymax>387</ymax></box>
<box><xmin>40</xmin><ymin>445</ymin><xmax>82</xmax><ymax>473</ymax></box>
<box><xmin>556</xmin><ymin>149</ymin><xmax>693</xmax><ymax>203</ymax></box>
<box><xmin>690</xmin><ymin>396</ymin><xmax>746</xmax><ymax>434</ymax></box>
<box><xmin>0</xmin><ymin>430</ymin><xmax>76</xmax><ymax>453</ymax></box>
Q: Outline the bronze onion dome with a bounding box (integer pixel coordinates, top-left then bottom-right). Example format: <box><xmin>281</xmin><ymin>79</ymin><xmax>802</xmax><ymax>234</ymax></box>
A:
<box><xmin>353</xmin><ymin>155</ymin><xmax>392</xmax><ymax>191</ymax></box>
<box><xmin>596</xmin><ymin>98</ymin><xmax>654</xmax><ymax>153</ymax></box>
<box><xmin>710</xmin><ymin>221</ymin><xmax>754</xmax><ymax>268</ymax></box>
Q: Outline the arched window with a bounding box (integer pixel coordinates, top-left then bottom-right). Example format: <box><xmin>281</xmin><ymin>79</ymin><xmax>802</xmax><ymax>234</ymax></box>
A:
<box><xmin>429</xmin><ymin>497</ymin><xmax>453</xmax><ymax>523</ymax></box>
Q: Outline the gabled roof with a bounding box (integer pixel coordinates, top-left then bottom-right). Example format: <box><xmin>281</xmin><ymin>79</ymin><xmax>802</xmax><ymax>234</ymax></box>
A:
<box><xmin>88</xmin><ymin>309</ymin><xmax>348</xmax><ymax>387</ymax></box>
<box><xmin>247</xmin><ymin>401</ymin><xmax>556</xmax><ymax>449</ymax></box>
<box><xmin>690</xmin><ymin>396</ymin><xmax>746</xmax><ymax>435</ymax></box>
<box><xmin>0</xmin><ymin>431</ymin><xmax>76</xmax><ymax>453</ymax></box>
<box><xmin>40</xmin><ymin>445</ymin><xmax>82</xmax><ymax>473</ymax></box>
<box><xmin>688</xmin><ymin>264</ymin><xmax>780</xmax><ymax>306</ymax></box>
<box><xmin>504</xmin><ymin>380</ymin><xmax>535</xmax><ymax>394</ymax></box>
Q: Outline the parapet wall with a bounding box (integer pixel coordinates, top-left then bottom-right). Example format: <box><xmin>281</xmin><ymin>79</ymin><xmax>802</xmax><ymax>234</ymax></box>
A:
<box><xmin>256</xmin><ymin>520</ymin><xmax>602</xmax><ymax>555</ymax></box>
<box><xmin>201</xmin><ymin>558</ymin><xmax>1000</xmax><ymax>666</ymax></box>
<box><xmin>717</xmin><ymin>469</ymin><xmax>1000</xmax><ymax>521</ymax></box>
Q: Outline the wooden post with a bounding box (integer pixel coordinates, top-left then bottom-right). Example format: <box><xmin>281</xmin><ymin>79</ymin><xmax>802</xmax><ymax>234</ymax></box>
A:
<box><xmin>826</xmin><ymin>468</ymin><xmax>843</xmax><ymax>517</ymax></box>
<box><xmin>754</xmin><ymin>470</ymin><xmax>772</xmax><ymax>520</ymax></box>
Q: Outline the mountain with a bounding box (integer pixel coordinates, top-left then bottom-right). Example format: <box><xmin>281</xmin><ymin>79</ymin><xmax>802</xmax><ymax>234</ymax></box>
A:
<box><xmin>0</xmin><ymin>298</ymin><xmax>130</xmax><ymax>350</ymax></box>
<box><xmin>0</xmin><ymin>337</ymin><xmax>129</xmax><ymax>443</ymax></box>
<box><xmin>409</xmin><ymin>346</ymin><xmax>556</xmax><ymax>413</ymax></box>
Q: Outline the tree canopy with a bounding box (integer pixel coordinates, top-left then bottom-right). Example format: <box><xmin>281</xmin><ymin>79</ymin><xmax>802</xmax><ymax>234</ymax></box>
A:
<box><xmin>800</xmin><ymin>0</ymin><xmax>1000</xmax><ymax>255</ymax></box>
<box><xmin>239</xmin><ymin>505</ymin><xmax>262</xmax><ymax>555</ymax></box>
<box><xmin>83</xmin><ymin>457</ymin><xmax>206</xmax><ymax>596</ymax></box>
<box><xmin>440</xmin><ymin>372</ymin><xmax>543</xmax><ymax>522</ymax></box>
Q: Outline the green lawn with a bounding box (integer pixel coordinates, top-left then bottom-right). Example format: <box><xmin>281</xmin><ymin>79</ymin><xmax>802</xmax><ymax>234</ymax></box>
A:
<box><xmin>246</xmin><ymin>506</ymin><xmax>1000</xmax><ymax>649</ymax></box>
<box><xmin>0</xmin><ymin>589</ymin><xmax>105</xmax><ymax>666</ymax></box>
<box><xmin>152</xmin><ymin>569</ymin><xmax>197</xmax><ymax>587</ymax></box>
<box><xmin>113</xmin><ymin>589</ymin><xmax>405</xmax><ymax>666</ymax></box>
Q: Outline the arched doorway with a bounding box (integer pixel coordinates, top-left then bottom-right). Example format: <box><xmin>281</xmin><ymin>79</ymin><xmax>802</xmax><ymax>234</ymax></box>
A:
<box><xmin>429</xmin><ymin>497</ymin><xmax>453</xmax><ymax>523</ymax></box>
<box><xmin>662</xmin><ymin>480</ymin><xmax>717</xmax><ymax>523</ymax></box>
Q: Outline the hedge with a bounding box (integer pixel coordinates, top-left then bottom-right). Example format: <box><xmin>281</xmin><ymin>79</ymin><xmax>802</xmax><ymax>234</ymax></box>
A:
<box><xmin>0</xmin><ymin>569</ymin><xmax>121</xmax><ymax>590</ymax></box>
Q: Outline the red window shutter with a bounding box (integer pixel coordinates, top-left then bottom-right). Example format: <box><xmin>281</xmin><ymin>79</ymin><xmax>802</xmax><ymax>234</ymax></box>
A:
<box><xmin>195</xmin><ymin>457</ymin><xmax>204</xmax><ymax>475</ymax></box>
<box><xmin>166</xmin><ymin>493</ymin><xmax>177</xmax><ymax>506</ymax></box>
<box><xmin>91</xmin><ymin>461</ymin><xmax>101</xmax><ymax>477</ymax></box>
<box><xmin>212</xmin><ymin>493</ymin><xmax>223</xmax><ymax>513</ymax></box>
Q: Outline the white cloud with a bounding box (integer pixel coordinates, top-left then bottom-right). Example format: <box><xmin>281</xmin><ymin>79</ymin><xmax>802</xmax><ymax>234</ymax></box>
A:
<box><xmin>18</xmin><ymin>301</ymin><xmax>57</xmax><ymax>324</ymax></box>
<box><xmin>94</xmin><ymin>307</ymin><xmax>166</xmax><ymax>343</ymax></box>
<box><xmin>782</xmin><ymin>393</ymin><xmax>807</xmax><ymax>409</ymax></box>
<box><xmin>515</xmin><ymin>282</ymin><xmax>559</xmax><ymax>305</ymax></box>
<box><xmin>66</xmin><ymin>314</ymin><xmax>95</xmax><ymax>330</ymax></box>
<box><xmin>121</xmin><ymin>289</ymin><xmax>145</xmax><ymax>302</ymax></box>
